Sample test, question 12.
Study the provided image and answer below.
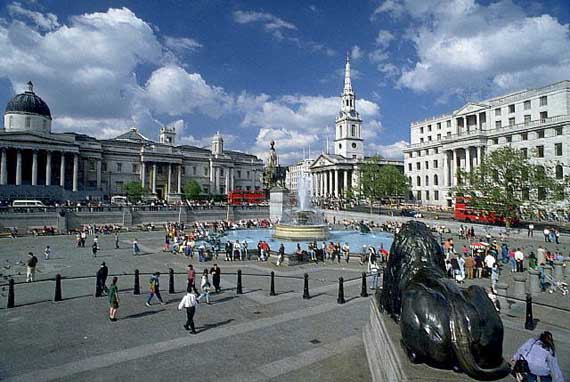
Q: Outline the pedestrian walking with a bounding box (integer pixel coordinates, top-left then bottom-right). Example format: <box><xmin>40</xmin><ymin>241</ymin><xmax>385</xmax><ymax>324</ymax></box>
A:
<box><xmin>197</xmin><ymin>269</ymin><xmax>211</xmax><ymax>304</ymax></box>
<box><xmin>368</xmin><ymin>257</ymin><xmax>380</xmax><ymax>289</ymax></box>
<box><xmin>132</xmin><ymin>238</ymin><xmax>140</xmax><ymax>256</ymax></box>
<box><xmin>514</xmin><ymin>248</ymin><xmax>524</xmax><ymax>273</ymax></box>
<box><xmin>276</xmin><ymin>243</ymin><xmax>285</xmax><ymax>266</ymax></box>
<box><xmin>44</xmin><ymin>245</ymin><xmax>51</xmax><ymax>260</ymax></box>
<box><xmin>187</xmin><ymin>264</ymin><xmax>197</xmax><ymax>293</ymax></box>
<box><xmin>146</xmin><ymin>272</ymin><xmax>165</xmax><ymax>306</ymax></box>
<box><xmin>92</xmin><ymin>241</ymin><xmax>98</xmax><ymax>257</ymax></box>
<box><xmin>342</xmin><ymin>242</ymin><xmax>350</xmax><ymax>264</ymax></box>
<box><xmin>81</xmin><ymin>231</ymin><xmax>86</xmax><ymax>247</ymax></box>
<box><xmin>512</xmin><ymin>331</ymin><xmax>564</xmax><ymax>382</ymax></box>
<box><xmin>543</xmin><ymin>228</ymin><xmax>551</xmax><ymax>242</ymax></box>
<box><xmin>26</xmin><ymin>252</ymin><xmax>38</xmax><ymax>282</ymax></box>
<box><xmin>528</xmin><ymin>223</ymin><xmax>534</xmax><ymax>237</ymax></box>
<box><xmin>178</xmin><ymin>288</ymin><xmax>198</xmax><ymax>334</ymax></box>
<box><xmin>108</xmin><ymin>277</ymin><xmax>119</xmax><ymax>321</ymax></box>
<box><xmin>114</xmin><ymin>232</ymin><xmax>120</xmax><ymax>249</ymax></box>
<box><xmin>96</xmin><ymin>262</ymin><xmax>109</xmax><ymax>297</ymax></box>
<box><xmin>491</xmin><ymin>263</ymin><xmax>499</xmax><ymax>293</ymax></box>
<box><xmin>210</xmin><ymin>264</ymin><xmax>221</xmax><ymax>293</ymax></box>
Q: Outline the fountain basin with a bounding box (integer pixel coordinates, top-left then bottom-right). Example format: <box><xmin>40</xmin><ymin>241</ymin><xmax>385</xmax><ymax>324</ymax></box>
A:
<box><xmin>273</xmin><ymin>223</ymin><xmax>329</xmax><ymax>241</ymax></box>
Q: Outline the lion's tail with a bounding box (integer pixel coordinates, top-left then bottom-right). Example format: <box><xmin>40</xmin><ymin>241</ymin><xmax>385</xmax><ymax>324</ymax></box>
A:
<box><xmin>448</xmin><ymin>298</ymin><xmax>511</xmax><ymax>381</ymax></box>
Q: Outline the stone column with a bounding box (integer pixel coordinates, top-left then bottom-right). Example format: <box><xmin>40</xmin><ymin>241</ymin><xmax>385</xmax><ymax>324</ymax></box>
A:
<box><xmin>319</xmin><ymin>172</ymin><xmax>324</xmax><ymax>196</ymax></box>
<box><xmin>476</xmin><ymin>146</ymin><xmax>481</xmax><ymax>166</ymax></box>
<box><xmin>443</xmin><ymin>151</ymin><xmax>449</xmax><ymax>187</ymax></box>
<box><xmin>229</xmin><ymin>168</ymin><xmax>234</xmax><ymax>192</ymax></box>
<box><xmin>140</xmin><ymin>162</ymin><xmax>146</xmax><ymax>188</ymax></box>
<box><xmin>96</xmin><ymin>159</ymin><xmax>102</xmax><ymax>190</ymax></box>
<box><xmin>465</xmin><ymin>147</ymin><xmax>471</xmax><ymax>175</ymax></box>
<box><xmin>72</xmin><ymin>154</ymin><xmax>78</xmax><ymax>192</ymax></box>
<box><xmin>0</xmin><ymin>148</ymin><xmax>7</xmax><ymax>185</ymax></box>
<box><xmin>177</xmin><ymin>165</ymin><xmax>182</xmax><ymax>194</ymax></box>
<box><xmin>167</xmin><ymin>163</ymin><xmax>172</xmax><ymax>195</ymax></box>
<box><xmin>528</xmin><ymin>269</ymin><xmax>541</xmax><ymax>295</ymax></box>
<box><xmin>152</xmin><ymin>163</ymin><xmax>157</xmax><ymax>194</ymax></box>
<box><xmin>215</xmin><ymin>167</ymin><xmax>220</xmax><ymax>194</ymax></box>
<box><xmin>60</xmin><ymin>153</ymin><xmax>65</xmax><ymax>188</ymax></box>
<box><xmin>251</xmin><ymin>168</ymin><xmax>255</xmax><ymax>191</ymax></box>
<box><xmin>451</xmin><ymin>149</ymin><xmax>457</xmax><ymax>187</ymax></box>
<box><xmin>32</xmin><ymin>150</ymin><xmax>38</xmax><ymax>186</ymax></box>
<box><xmin>45</xmin><ymin>151</ymin><xmax>52</xmax><ymax>186</ymax></box>
<box><xmin>225</xmin><ymin>169</ymin><xmax>230</xmax><ymax>195</ymax></box>
<box><xmin>343</xmin><ymin>170</ymin><xmax>348</xmax><ymax>195</ymax></box>
<box><xmin>475</xmin><ymin>114</ymin><xmax>479</xmax><ymax>131</ymax></box>
<box><xmin>512</xmin><ymin>274</ymin><xmax>527</xmax><ymax>299</ymax></box>
<box><xmin>334</xmin><ymin>169</ymin><xmax>339</xmax><ymax>197</ymax></box>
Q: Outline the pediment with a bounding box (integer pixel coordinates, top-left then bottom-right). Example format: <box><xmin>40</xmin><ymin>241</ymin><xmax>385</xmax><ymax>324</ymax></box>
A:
<box><xmin>453</xmin><ymin>102</ymin><xmax>488</xmax><ymax>116</ymax></box>
<box><xmin>309</xmin><ymin>154</ymin><xmax>339</xmax><ymax>168</ymax></box>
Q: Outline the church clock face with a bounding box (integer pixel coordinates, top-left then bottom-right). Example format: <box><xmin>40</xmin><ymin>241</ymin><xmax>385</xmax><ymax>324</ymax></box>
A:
<box><xmin>352</xmin><ymin>143</ymin><xmax>357</xmax><ymax>148</ymax></box>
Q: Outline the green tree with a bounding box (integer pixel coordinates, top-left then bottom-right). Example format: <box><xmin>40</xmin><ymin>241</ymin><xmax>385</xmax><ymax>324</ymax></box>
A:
<box><xmin>360</xmin><ymin>156</ymin><xmax>410</xmax><ymax>207</ymax></box>
<box><xmin>183</xmin><ymin>180</ymin><xmax>202</xmax><ymax>200</ymax></box>
<box><xmin>454</xmin><ymin>146</ymin><xmax>567</xmax><ymax>226</ymax></box>
<box><xmin>122</xmin><ymin>182</ymin><xmax>146</xmax><ymax>203</ymax></box>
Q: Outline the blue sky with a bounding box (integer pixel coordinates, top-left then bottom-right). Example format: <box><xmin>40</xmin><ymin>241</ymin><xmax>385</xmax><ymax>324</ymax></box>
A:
<box><xmin>0</xmin><ymin>0</ymin><xmax>569</xmax><ymax>164</ymax></box>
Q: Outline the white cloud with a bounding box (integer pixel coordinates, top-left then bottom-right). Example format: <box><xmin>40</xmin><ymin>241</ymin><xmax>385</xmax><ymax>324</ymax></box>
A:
<box><xmin>367</xmin><ymin>140</ymin><xmax>408</xmax><ymax>159</ymax></box>
<box><xmin>371</xmin><ymin>0</ymin><xmax>404</xmax><ymax>19</ymax></box>
<box><xmin>391</xmin><ymin>0</ymin><xmax>570</xmax><ymax>94</ymax></box>
<box><xmin>164</xmin><ymin>36</ymin><xmax>202</xmax><ymax>54</ymax></box>
<box><xmin>233</xmin><ymin>10</ymin><xmax>296</xmax><ymax>39</ymax></box>
<box><xmin>375</xmin><ymin>30</ymin><xmax>394</xmax><ymax>48</ymax></box>
<box><xmin>7</xmin><ymin>2</ymin><xmax>59</xmax><ymax>31</ymax></box>
<box><xmin>350</xmin><ymin>45</ymin><xmax>363</xmax><ymax>60</ymax></box>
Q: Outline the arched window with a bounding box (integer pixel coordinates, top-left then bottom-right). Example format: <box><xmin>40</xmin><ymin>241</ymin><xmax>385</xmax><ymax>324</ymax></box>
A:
<box><xmin>416</xmin><ymin>176</ymin><xmax>421</xmax><ymax>187</ymax></box>
<box><xmin>555</xmin><ymin>165</ymin><xmax>563</xmax><ymax>179</ymax></box>
<box><xmin>351</xmin><ymin>125</ymin><xmax>355</xmax><ymax>136</ymax></box>
<box><xmin>434</xmin><ymin>174</ymin><xmax>439</xmax><ymax>185</ymax></box>
<box><xmin>425</xmin><ymin>175</ymin><xmax>429</xmax><ymax>186</ymax></box>
<box><xmin>339</xmin><ymin>126</ymin><xmax>342</xmax><ymax>136</ymax></box>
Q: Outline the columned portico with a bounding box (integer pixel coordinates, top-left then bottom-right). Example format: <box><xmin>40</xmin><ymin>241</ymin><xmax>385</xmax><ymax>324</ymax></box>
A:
<box><xmin>45</xmin><ymin>151</ymin><xmax>52</xmax><ymax>186</ymax></box>
<box><xmin>72</xmin><ymin>154</ymin><xmax>78</xmax><ymax>192</ymax></box>
<box><xmin>177</xmin><ymin>165</ymin><xmax>182</xmax><ymax>194</ymax></box>
<box><xmin>96</xmin><ymin>159</ymin><xmax>102</xmax><ymax>190</ymax></box>
<box><xmin>334</xmin><ymin>170</ymin><xmax>339</xmax><ymax>197</ymax></box>
<box><xmin>140</xmin><ymin>162</ymin><xmax>146</xmax><ymax>188</ymax></box>
<box><xmin>31</xmin><ymin>150</ymin><xmax>38</xmax><ymax>186</ymax></box>
<box><xmin>167</xmin><ymin>163</ymin><xmax>172</xmax><ymax>195</ymax></box>
<box><xmin>152</xmin><ymin>163</ymin><xmax>157</xmax><ymax>194</ymax></box>
<box><xmin>60</xmin><ymin>153</ymin><xmax>65</xmax><ymax>187</ymax></box>
<box><xmin>343</xmin><ymin>170</ymin><xmax>348</xmax><ymax>195</ymax></box>
<box><xmin>16</xmin><ymin>150</ymin><xmax>22</xmax><ymax>185</ymax></box>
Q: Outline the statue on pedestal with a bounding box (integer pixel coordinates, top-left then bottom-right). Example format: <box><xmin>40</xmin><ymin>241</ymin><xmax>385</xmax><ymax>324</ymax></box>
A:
<box><xmin>263</xmin><ymin>140</ymin><xmax>286</xmax><ymax>190</ymax></box>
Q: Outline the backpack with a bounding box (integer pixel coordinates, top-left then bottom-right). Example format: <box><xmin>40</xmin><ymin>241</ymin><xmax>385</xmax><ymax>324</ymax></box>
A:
<box><xmin>149</xmin><ymin>278</ymin><xmax>157</xmax><ymax>292</ymax></box>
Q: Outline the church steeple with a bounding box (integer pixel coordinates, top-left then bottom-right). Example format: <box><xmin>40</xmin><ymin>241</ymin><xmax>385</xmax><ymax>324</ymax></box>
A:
<box><xmin>341</xmin><ymin>53</ymin><xmax>356</xmax><ymax>113</ymax></box>
<box><xmin>343</xmin><ymin>53</ymin><xmax>353</xmax><ymax>94</ymax></box>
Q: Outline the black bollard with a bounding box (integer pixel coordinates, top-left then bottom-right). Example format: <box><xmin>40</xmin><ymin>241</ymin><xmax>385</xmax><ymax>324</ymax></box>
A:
<box><xmin>54</xmin><ymin>274</ymin><xmax>62</xmax><ymax>302</ymax></box>
<box><xmin>270</xmin><ymin>271</ymin><xmax>276</xmax><ymax>296</ymax></box>
<box><xmin>303</xmin><ymin>273</ymin><xmax>310</xmax><ymax>299</ymax></box>
<box><xmin>525</xmin><ymin>294</ymin><xmax>535</xmax><ymax>330</ymax></box>
<box><xmin>134</xmin><ymin>269</ymin><xmax>140</xmax><ymax>295</ymax></box>
<box><xmin>7</xmin><ymin>278</ymin><xmax>14</xmax><ymax>308</ymax></box>
<box><xmin>361</xmin><ymin>272</ymin><xmax>368</xmax><ymax>298</ymax></box>
<box><xmin>169</xmin><ymin>268</ymin><xmax>175</xmax><ymax>294</ymax></box>
<box><xmin>236</xmin><ymin>269</ymin><xmax>243</xmax><ymax>294</ymax></box>
<box><xmin>337</xmin><ymin>277</ymin><xmax>345</xmax><ymax>304</ymax></box>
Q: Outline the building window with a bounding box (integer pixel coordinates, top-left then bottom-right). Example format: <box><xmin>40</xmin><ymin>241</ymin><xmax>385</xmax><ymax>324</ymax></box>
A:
<box><xmin>495</xmin><ymin>121</ymin><xmax>502</xmax><ymax>129</ymax></box>
<box><xmin>521</xmin><ymin>132</ymin><xmax>528</xmax><ymax>141</ymax></box>
<box><xmin>555</xmin><ymin>165</ymin><xmax>563</xmax><ymax>179</ymax></box>
<box><xmin>492</xmin><ymin>138</ymin><xmax>499</xmax><ymax>145</ymax></box>
<box><xmin>407</xmin><ymin>163</ymin><xmax>412</xmax><ymax>172</ymax></box>
<box><xmin>246</xmin><ymin>171</ymin><xmax>250</xmax><ymax>178</ymax></box>
<box><xmin>204</xmin><ymin>167</ymin><xmax>209</xmax><ymax>176</ymax></box>
<box><xmin>540</xmin><ymin>111</ymin><xmax>548</xmax><ymax>120</ymax></box>
<box><xmin>351</xmin><ymin>125</ymin><xmax>356</xmax><ymax>136</ymax></box>
<box><xmin>191</xmin><ymin>166</ymin><xmax>196</xmax><ymax>175</ymax></box>
<box><xmin>425</xmin><ymin>175</ymin><xmax>429</xmax><ymax>186</ymax></box>
<box><xmin>536</xmin><ymin>145</ymin><xmax>544</xmax><ymax>158</ymax></box>
<box><xmin>508</xmin><ymin>117</ymin><xmax>515</xmax><ymax>126</ymax></box>
<box><xmin>116</xmin><ymin>163</ymin><xmax>122</xmax><ymax>173</ymax></box>
<box><xmin>495</xmin><ymin>108</ymin><xmax>501</xmax><ymax>116</ymax></box>
<box><xmin>428</xmin><ymin>124</ymin><xmax>432</xmax><ymax>132</ymax></box>
<box><xmin>434</xmin><ymin>148</ymin><xmax>439</xmax><ymax>154</ymax></box>
<box><xmin>524</xmin><ymin>115</ymin><xmax>531</xmax><ymax>123</ymax></box>
<box><xmin>555</xmin><ymin>143</ymin><xmax>562</xmax><ymax>156</ymax></box>
<box><xmin>89</xmin><ymin>161</ymin><xmax>96</xmax><ymax>171</ymax></box>
<box><xmin>416</xmin><ymin>162</ymin><xmax>421</xmax><ymax>170</ymax></box>
<box><xmin>433</xmin><ymin>160</ymin><xmax>438</xmax><ymax>168</ymax></box>
<box><xmin>434</xmin><ymin>190</ymin><xmax>439</xmax><ymax>200</ymax></box>
<box><xmin>447</xmin><ymin>132</ymin><xmax>451</xmax><ymax>137</ymax></box>
<box><xmin>437</xmin><ymin>123</ymin><xmax>441</xmax><ymax>130</ymax></box>
<box><xmin>425</xmin><ymin>161</ymin><xmax>429</xmax><ymax>170</ymax></box>
<box><xmin>220</xmin><ymin>168</ymin><xmax>224</xmax><ymax>176</ymax></box>
<box><xmin>425</xmin><ymin>190</ymin><xmax>430</xmax><ymax>201</ymax></box>
<box><xmin>437</xmin><ymin>134</ymin><xmax>441</xmax><ymax>141</ymax></box>
<box><xmin>555</xmin><ymin>127</ymin><xmax>563</xmax><ymax>136</ymax></box>
<box><xmin>416</xmin><ymin>176</ymin><xmax>421</xmax><ymax>187</ymax></box>
<box><xmin>434</xmin><ymin>174</ymin><xmax>439</xmax><ymax>185</ymax></box>
<box><xmin>506</xmin><ymin>136</ymin><xmax>512</xmax><ymax>143</ymax></box>
<box><xmin>25</xmin><ymin>117</ymin><xmax>31</xmax><ymax>128</ymax></box>
<box><xmin>521</xmin><ymin>148</ymin><xmax>528</xmax><ymax>159</ymax></box>
<box><xmin>537</xmin><ymin>130</ymin><xmax>545</xmax><ymax>138</ymax></box>
<box><xmin>132</xmin><ymin>164</ymin><xmax>138</xmax><ymax>173</ymax></box>
<box><xmin>428</xmin><ymin>136</ymin><xmax>432</xmax><ymax>141</ymax></box>
<box><xmin>524</xmin><ymin>100</ymin><xmax>531</xmax><ymax>110</ymax></box>
<box><xmin>539</xmin><ymin>96</ymin><xmax>547</xmax><ymax>106</ymax></box>
<box><xmin>420</xmin><ymin>126</ymin><xmax>424</xmax><ymax>134</ymax></box>
<box><xmin>416</xmin><ymin>191</ymin><xmax>421</xmax><ymax>200</ymax></box>
<box><xmin>446</xmin><ymin>120</ymin><xmax>451</xmax><ymax>128</ymax></box>
<box><xmin>420</xmin><ymin>138</ymin><xmax>424</xmax><ymax>143</ymax></box>
<box><xmin>508</xmin><ymin>104</ymin><xmax>515</xmax><ymax>113</ymax></box>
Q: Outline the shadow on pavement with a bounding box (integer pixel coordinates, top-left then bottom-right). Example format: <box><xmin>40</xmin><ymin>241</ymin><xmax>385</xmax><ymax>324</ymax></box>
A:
<box><xmin>123</xmin><ymin>309</ymin><xmax>165</xmax><ymax>320</ymax></box>
<box><xmin>196</xmin><ymin>318</ymin><xmax>235</xmax><ymax>333</ymax></box>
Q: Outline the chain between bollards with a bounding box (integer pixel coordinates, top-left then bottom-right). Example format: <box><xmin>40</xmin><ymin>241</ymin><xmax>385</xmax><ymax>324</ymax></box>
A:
<box><xmin>337</xmin><ymin>277</ymin><xmax>345</xmax><ymax>304</ymax></box>
<box><xmin>270</xmin><ymin>271</ymin><xmax>276</xmax><ymax>296</ymax></box>
<box><xmin>525</xmin><ymin>294</ymin><xmax>535</xmax><ymax>330</ymax></box>
<box><xmin>54</xmin><ymin>274</ymin><xmax>62</xmax><ymax>302</ymax></box>
<box><xmin>236</xmin><ymin>269</ymin><xmax>243</xmax><ymax>294</ymax></box>
<box><xmin>303</xmin><ymin>273</ymin><xmax>310</xmax><ymax>299</ymax></box>
<box><xmin>169</xmin><ymin>268</ymin><xmax>175</xmax><ymax>294</ymax></box>
<box><xmin>134</xmin><ymin>269</ymin><xmax>140</xmax><ymax>295</ymax></box>
<box><xmin>360</xmin><ymin>272</ymin><xmax>369</xmax><ymax>298</ymax></box>
<box><xmin>7</xmin><ymin>278</ymin><xmax>15</xmax><ymax>308</ymax></box>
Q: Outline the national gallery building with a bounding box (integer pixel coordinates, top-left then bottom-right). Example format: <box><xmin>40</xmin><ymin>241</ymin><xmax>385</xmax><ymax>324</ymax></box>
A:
<box><xmin>0</xmin><ymin>82</ymin><xmax>264</xmax><ymax>201</ymax></box>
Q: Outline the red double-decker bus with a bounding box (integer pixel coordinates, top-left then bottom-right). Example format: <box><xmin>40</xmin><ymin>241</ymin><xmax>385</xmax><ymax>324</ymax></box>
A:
<box><xmin>454</xmin><ymin>197</ymin><xmax>518</xmax><ymax>226</ymax></box>
<box><xmin>228</xmin><ymin>191</ymin><xmax>266</xmax><ymax>206</ymax></box>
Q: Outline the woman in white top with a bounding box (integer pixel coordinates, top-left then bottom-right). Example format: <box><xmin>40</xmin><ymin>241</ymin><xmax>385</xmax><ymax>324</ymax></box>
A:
<box><xmin>197</xmin><ymin>269</ymin><xmax>211</xmax><ymax>304</ymax></box>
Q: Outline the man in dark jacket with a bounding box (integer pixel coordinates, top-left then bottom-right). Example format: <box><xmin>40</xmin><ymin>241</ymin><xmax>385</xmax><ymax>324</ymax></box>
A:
<box><xmin>210</xmin><ymin>264</ymin><xmax>221</xmax><ymax>293</ymax></box>
<box><xmin>95</xmin><ymin>262</ymin><xmax>109</xmax><ymax>297</ymax></box>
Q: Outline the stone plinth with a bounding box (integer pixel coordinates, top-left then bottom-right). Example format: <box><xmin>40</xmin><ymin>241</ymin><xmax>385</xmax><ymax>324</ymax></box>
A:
<box><xmin>512</xmin><ymin>274</ymin><xmax>527</xmax><ymax>299</ymax></box>
<box><xmin>269</xmin><ymin>187</ymin><xmax>289</xmax><ymax>222</ymax></box>
<box><xmin>495</xmin><ymin>282</ymin><xmax>509</xmax><ymax>310</ymax></box>
<box><xmin>273</xmin><ymin>223</ymin><xmax>329</xmax><ymax>241</ymax></box>
<box><xmin>528</xmin><ymin>269</ymin><xmax>541</xmax><ymax>295</ymax></box>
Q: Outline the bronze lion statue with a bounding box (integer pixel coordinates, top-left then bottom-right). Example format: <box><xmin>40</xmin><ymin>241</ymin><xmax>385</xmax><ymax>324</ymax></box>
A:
<box><xmin>379</xmin><ymin>221</ymin><xmax>510</xmax><ymax>380</ymax></box>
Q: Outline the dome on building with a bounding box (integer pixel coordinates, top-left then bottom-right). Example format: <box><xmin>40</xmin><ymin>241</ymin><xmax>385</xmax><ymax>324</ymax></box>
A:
<box><xmin>5</xmin><ymin>81</ymin><xmax>51</xmax><ymax>119</ymax></box>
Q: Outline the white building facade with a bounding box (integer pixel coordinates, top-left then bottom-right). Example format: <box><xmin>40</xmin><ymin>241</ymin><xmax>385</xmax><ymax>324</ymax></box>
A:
<box><xmin>286</xmin><ymin>159</ymin><xmax>313</xmax><ymax>194</ymax></box>
<box><xmin>0</xmin><ymin>82</ymin><xmax>264</xmax><ymax>201</ymax></box>
<box><xmin>404</xmin><ymin>80</ymin><xmax>570</xmax><ymax>207</ymax></box>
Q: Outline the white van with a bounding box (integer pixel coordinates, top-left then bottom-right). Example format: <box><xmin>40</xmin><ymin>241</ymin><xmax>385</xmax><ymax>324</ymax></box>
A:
<box><xmin>12</xmin><ymin>200</ymin><xmax>46</xmax><ymax>208</ymax></box>
<box><xmin>111</xmin><ymin>195</ymin><xmax>129</xmax><ymax>206</ymax></box>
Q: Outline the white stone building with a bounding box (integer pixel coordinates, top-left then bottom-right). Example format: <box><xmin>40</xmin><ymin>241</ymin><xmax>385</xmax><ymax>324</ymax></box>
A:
<box><xmin>310</xmin><ymin>56</ymin><xmax>403</xmax><ymax>197</ymax></box>
<box><xmin>403</xmin><ymin>80</ymin><xmax>570</xmax><ymax>207</ymax></box>
<box><xmin>0</xmin><ymin>81</ymin><xmax>264</xmax><ymax>201</ymax></box>
<box><xmin>286</xmin><ymin>159</ymin><xmax>313</xmax><ymax>194</ymax></box>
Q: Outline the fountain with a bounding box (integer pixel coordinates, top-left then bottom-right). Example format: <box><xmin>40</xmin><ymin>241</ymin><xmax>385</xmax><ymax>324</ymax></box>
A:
<box><xmin>273</xmin><ymin>171</ymin><xmax>329</xmax><ymax>241</ymax></box>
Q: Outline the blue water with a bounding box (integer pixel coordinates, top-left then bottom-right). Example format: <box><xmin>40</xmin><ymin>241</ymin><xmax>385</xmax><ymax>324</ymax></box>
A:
<box><xmin>223</xmin><ymin>229</ymin><xmax>393</xmax><ymax>253</ymax></box>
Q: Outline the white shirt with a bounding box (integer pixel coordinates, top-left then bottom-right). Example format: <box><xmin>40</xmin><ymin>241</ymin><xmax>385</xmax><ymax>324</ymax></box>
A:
<box><xmin>178</xmin><ymin>293</ymin><xmax>197</xmax><ymax>309</ymax></box>
<box><xmin>514</xmin><ymin>250</ymin><xmax>524</xmax><ymax>261</ymax></box>
<box><xmin>484</xmin><ymin>255</ymin><xmax>496</xmax><ymax>268</ymax></box>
